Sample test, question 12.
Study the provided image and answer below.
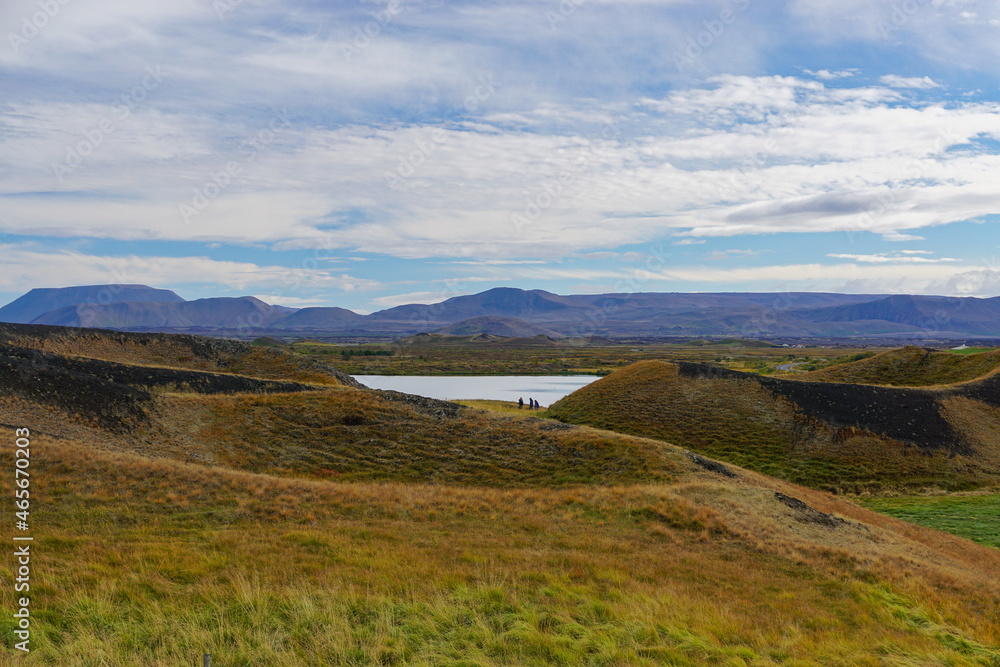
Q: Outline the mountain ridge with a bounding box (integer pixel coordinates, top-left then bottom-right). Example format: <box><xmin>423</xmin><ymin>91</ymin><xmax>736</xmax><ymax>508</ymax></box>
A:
<box><xmin>2</xmin><ymin>284</ymin><xmax>999</xmax><ymax>338</ymax></box>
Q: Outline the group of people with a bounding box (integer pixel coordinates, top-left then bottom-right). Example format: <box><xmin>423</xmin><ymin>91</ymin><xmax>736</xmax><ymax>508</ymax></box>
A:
<box><xmin>518</xmin><ymin>397</ymin><xmax>540</xmax><ymax>410</ymax></box>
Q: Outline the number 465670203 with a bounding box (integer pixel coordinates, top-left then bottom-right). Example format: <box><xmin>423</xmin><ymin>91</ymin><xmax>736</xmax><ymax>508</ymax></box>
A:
<box><xmin>15</xmin><ymin>429</ymin><xmax>30</xmax><ymax>526</ymax></box>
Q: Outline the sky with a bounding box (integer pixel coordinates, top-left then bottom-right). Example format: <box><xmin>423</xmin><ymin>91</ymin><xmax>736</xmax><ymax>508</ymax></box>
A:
<box><xmin>1</xmin><ymin>0</ymin><xmax>999</xmax><ymax>313</ymax></box>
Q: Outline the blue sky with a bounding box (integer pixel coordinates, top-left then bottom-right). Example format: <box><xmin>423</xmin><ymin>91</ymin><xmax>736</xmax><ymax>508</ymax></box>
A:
<box><xmin>1</xmin><ymin>0</ymin><xmax>998</xmax><ymax>313</ymax></box>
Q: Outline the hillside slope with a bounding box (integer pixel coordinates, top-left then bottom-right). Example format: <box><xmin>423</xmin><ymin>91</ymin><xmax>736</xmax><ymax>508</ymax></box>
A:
<box><xmin>801</xmin><ymin>345</ymin><xmax>1000</xmax><ymax>386</ymax></box>
<box><xmin>6</xmin><ymin>432</ymin><xmax>1000</xmax><ymax>664</ymax></box>
<box><xmin>548</xmin><ymin>360</ymin><xmax>1000</xmax><ymax>491</ymax></box>
<box><xmin>1</xmin><ymin>326</ymin><xmax>999</xmax><ymax>663</ymax></box>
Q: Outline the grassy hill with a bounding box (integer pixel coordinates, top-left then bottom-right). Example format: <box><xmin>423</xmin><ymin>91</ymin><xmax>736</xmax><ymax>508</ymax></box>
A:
<box><xmin>547</xmin><ymin>360</ymin><xmax>1000</xmax><ymax>492</ymax></box>
<box><xmin>800</xmin><ymin>345</ymin><xmax>1000</xmax><ymax>386</ymax></box>
<box><xmin>2</xmin><ymin>324</ymin><xmax>1000</xmax><ymax>664</ymax></box>
<box><xmin>0</xmin><ymin>322</ymin><xmax>359</xmax><ymax>386</ymax></box>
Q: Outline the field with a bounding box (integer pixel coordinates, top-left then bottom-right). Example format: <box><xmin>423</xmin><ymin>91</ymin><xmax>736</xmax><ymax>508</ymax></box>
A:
<box><xmin>293</xmin><ymin>338</ymin><xmax>874</xmax><ymax>377</ymax></box>
<box><xmin>858</xmin><ymin>493</ymin><xmax>1000</xmax><ymax>549</ymax></box>
<box><xmin>2</xmin><ymin>324</ymin><xmax>1000</xmax><ymax>664</ymax></box>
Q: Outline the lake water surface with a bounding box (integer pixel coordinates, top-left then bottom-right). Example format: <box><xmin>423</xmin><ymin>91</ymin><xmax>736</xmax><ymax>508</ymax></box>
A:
<box><xmin>352</xmin><ymin>375</ymin><xmax>599</xmax><ymax>407</ymax></box>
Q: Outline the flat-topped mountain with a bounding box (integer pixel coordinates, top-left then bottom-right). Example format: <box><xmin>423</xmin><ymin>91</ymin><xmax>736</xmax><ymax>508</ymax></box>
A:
<box><xmin>31</xmin><ymin>296</ymin><xmax>288</xmax><ymax>329</ymax></box>
<box><xmin>0</xmin><ymin>284</ymin><xmax>183</xmax><ymax>324</ymax></box>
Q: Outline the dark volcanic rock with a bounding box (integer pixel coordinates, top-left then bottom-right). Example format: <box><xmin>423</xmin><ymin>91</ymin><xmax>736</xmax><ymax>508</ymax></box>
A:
<box><xmin>774</xmin><ymin>492</ymin><xmax>848</xmax><ymax>529</ymax></box>
<box><xmin>686</xmin><ymin>451</ymin><xmax>738</xmax><ymax>477</ymax></box>
<box><xmin>958</xmin><ymin>371</ymin><xmax>1000</xmax><ymax>408</ymax></box>
<box><xmin>374</xmin><ymin>390</ymin><xmax>464</xmax><ymax>418</ymax></box>
<box><xmin>0</xmin><ymin>345</ymin><xmax>153</xmax><ymax>432</ymax></box>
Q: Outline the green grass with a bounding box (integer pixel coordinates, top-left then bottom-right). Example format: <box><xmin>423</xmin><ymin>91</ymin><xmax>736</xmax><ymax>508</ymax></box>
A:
<box><xmin>950</xmin><ymin>347</ymin><xmax>1000</xmax><ymax>356</ymax></box>
<box><xmin>858</xmin><ymin>493</ymin><xmax>1000</xmax><ymax>549</ymax></box>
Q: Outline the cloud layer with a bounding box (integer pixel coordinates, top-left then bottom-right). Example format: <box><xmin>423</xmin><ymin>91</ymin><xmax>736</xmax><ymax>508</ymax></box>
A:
<box><xmin>1</xmin><ymin>0</ymin><xmax>998</xmax><ymax>307</ymax></box>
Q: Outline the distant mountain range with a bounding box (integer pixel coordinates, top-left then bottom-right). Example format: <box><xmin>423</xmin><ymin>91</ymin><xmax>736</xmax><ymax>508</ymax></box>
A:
<box><xmin>1</xmin><ymin>285</ymin><xmax>998</xmax><ymax>339</ymax></box>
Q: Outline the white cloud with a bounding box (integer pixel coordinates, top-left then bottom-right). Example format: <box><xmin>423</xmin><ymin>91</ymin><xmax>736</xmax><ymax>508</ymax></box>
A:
<box><xmin>791</xmin><ymin>0</ymin><xmax>1000</xmax><ymax>80</ymax></box>
<box><xmin>644</xmin><ymin>261</ymin><xmax>997</xmax><ymax>296</ymax></box>
<box><xmin>826</xmin><ymin>253</ymin><xmax>959</xmax><ymax>264</ymax></box>
<box><xmin>0</xmin><ymin>244</ymin><xmax>380</xmax><ymax>296</ymax></box>
<box><xmin>3</xmin><ymin>79</ymin><xmax>999</xmax><ymax>258</ymax></box>
<box><xmin>803</xmin><ymin>68</ymin><xmax>856</xmax><ymax>80</ymax></box>
<box><xmin>879</xmin><ymin>75</ymin><xmax>941</xmax><ymax>89</ymax></box>
<box><xmin>642</xmin><ymin>75</ymin><xmax>826</xmax><ymax>122</ymax></box>
<box><xmin>882</xmin><ymin>232</ymin><xmax>927</xmax><ymax>242</ymax></box>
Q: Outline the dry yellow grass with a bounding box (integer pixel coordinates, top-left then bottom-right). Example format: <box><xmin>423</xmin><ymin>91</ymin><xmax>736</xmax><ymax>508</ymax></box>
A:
<box><xmin>1</xmin><ymin>434</ymin><xmax>998</xmax><ymax>665</ymax></box>
<box><xmin>150</xmin><ymin>389</ymin><xmax>679</xmax><ymax>487</ymax></box>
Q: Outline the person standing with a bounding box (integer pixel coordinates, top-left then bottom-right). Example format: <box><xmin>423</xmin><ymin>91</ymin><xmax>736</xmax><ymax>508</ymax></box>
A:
<box><xmin>518</xmin><ymin>397</ymin><xmax>524</xmax><ymax>409</ymax></box>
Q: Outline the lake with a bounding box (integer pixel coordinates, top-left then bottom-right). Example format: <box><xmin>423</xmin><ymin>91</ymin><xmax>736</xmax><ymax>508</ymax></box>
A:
<box><xmin>352</xmin><ymin>375</ymin><xmax>600</xmax><ymax>407</ymax></box>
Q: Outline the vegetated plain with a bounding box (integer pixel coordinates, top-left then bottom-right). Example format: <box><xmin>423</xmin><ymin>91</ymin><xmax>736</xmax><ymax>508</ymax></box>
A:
<box><xmin>1</xmin><ymin>324</ymin><xmax>999</xmax><ymax>664</ymax></box>
<box><xmin>292</xmin><ymin>335</ymin><xmax>881</xmax><ymax>377</ymax></box>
